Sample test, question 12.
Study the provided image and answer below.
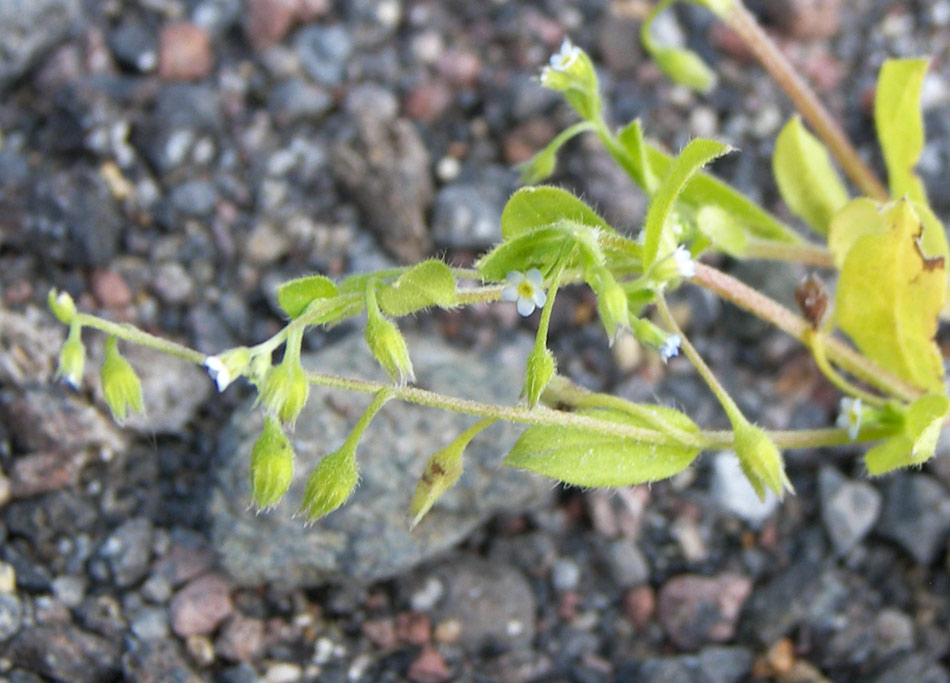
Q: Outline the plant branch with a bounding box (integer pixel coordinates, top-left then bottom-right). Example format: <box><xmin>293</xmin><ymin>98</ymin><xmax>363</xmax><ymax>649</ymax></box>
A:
<box><xmin>725</xmin><ymin>1</ymin><xmax>888</xmax><ymax>201</ymax></box>
<box><xmin>744</xmin><ymin>238</ymin><xmax>834</xmax><ymax>268</ymax></box>
<box><xmin>690</xmin><ymin>261</ymin><xmax>922</xmax><ymax>401</ymax></box>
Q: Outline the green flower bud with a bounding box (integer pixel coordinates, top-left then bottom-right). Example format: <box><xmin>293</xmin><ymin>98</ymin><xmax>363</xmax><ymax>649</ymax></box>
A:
<box><xmin>298</xmin><ymin>446</ymin><xmax>359</xmax><ymax>522</ymax></box>
<box><xmin>56</xmin><ymin>325</ymin><xmax>86</xmax><ymax>389</ymax></box>
<box><xmin>407</xmin><ymin>420</ymin><xmax>492</xmax><ymax>529</ymax></box>
<box><xmin>539</xmin><ymin>39</ymin><xmax>601</xmax><ymax>120</ymax></box>
<box><xmin>259</xmin><ymin>359</ymin><xmax>310</xmax><ymax>426</ymax></box>
<box><xmin>523</xmin><ymin>345</ymin><xmax>555</xmax><ymax>408</ymax></box>
<box><xmin>203</xmin><ymin>346</ymin><xmax>252</xmax><ymax>392</ymax></box>
<box><xmin>518</xmin><ymin>146</ymin><xmax>557</xmax><ymax>186</ymax></box>
<box><xmin>589</xmin><ymin>267</ymin><xmax>630</xmax><ymax>344</ymax></box>
<box><xmin>100</xmin><ymin>336</ymin><xmax>144</xmax><ymax>422</ymax></box>
<box><xmin>631</xmin><ymin>317</ymin><xmax>681</xmax><ymax>363</ymax></box>
<box><xmin>651</xmin><ymin>47</ymin><xmax>718</xmax><ymax>94</ymax></box>
<box><xmin>249</xmin><ymin>416</ymin><xmax>295</xmax><ymax>510</ymax></box>
<box><xmin>366</xmin><ymin>312</ymin><xmax>415</xmax><ymax>386</ymax></box>
<box><xmin>732</xmin><ymin>422</ymin><xmax>794</xmax><ymax>501</ymax></box>
<box><xmin>48</xmin><ymin>289</ymin><xmax>77</xmax><ymax>325</ymax></box>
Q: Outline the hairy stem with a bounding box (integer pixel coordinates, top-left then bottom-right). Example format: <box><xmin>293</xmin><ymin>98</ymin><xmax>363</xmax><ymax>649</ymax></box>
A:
<box><xmin>691</xmin><ymin>262</ymin><xmax>921</xmax><ymax>401</ymax></box>
<box><xmin>744</xmin><ymin>238</ymin><xmax>835</xmax><ymax>267</ymax></box>
<box><xmin>725</xmin><ymin>2</ymin><xmax>888</xmax><ymax>200</ymax></box>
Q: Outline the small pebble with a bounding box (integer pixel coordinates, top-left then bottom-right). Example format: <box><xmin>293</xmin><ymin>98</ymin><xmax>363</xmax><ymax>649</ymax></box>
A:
<box><xmin>264</xmin><ymin>662</ymin><xmax>302</xmax><ymax>683</ymax></box>
<box><xmin>0</xmin><ymin>563</ymin><xmax>16</xmax><ymax>594</ymax></box>
<box><xmin>551</xmin><ymin>558</ymin><xmax>581</xmax><ymax>592</ymax></box>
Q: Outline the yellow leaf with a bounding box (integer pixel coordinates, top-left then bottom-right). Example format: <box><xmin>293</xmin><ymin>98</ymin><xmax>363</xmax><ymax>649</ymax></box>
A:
<box><xmin>836</xmin><ymin>200</ymin><xmax>946</xmax><ymax>393</ymax></box>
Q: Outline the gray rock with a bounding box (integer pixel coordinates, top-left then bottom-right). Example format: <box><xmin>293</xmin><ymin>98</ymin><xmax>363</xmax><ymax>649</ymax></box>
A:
<box><xmin>8</xmin><ymin>625</ymin><xmax>121</xmax><ymax>683</ymax></box>
<box><xmin>628</xmin><ymin>647</ymin><xmax>753</xmax><ymax>683</ymax></box>
<box><xmin>430</xmin><ymin>166</ymin><xmax>514</xmax><ymax>249</ymax></box>
<box><xmin>602</xmin><ymin>539</ymin><xmax>650</xmax><ymax>588</ymax></box>
<box><xmin>0</xmin><ymin>593</ymin><xmax>23</xmax><ymax>642</ymax></box>
<box><xmin>0</xmin><ymin>0</ymin><xmax>80</xmax><ymax>92</ymax></box>
<box><xmin>550</xmin><ymin>558</ymin><xmax>581</xmax><ymax>592</ymax></box>
<box><xmin>170</xmin><ymin>179</ymin><xmax>218</xmax><ymax>216</ymax></box>
<box><xmin>332</xmin><ymin>102</ymin><xmax>432</xmax><ymax>263</ymax></box>
<box><xmin>122</xmin><ymin>637</ymin><xmax>199</xmax><ymax>683</ymax></box>
<box><xmin>108</xmin><ymin>16</ymin><xmax>158</xmax><ymax>72</ymax></box>
<box><xmin>872</xmin><ymin>653</ymin><xmax>950</xmax><ymax>683</ymax></box>
<box><xmin>210</xmin><ymin>333</ymin><xmax>551</xmax><ymax>586</ymax></box>
<box><xmin>819</xmin><ymin>466</ymin><xmax>881</xmax><ymax>555</ymax></box>
<box><xmin>876</xmin><ymin>474</ymin><xmax>950</xmax><ymax>565</ymax></box>
<box><xmin>269</xmin><ymin>78</ymin><xmax>334</xmax><ymax>126</ymax></box>
<box><xmin>743</xmin><ymin>561</ymin><xmax>849</xmax><ymax>645</ymax></box>
<box><xmin>426</xmin><ymin>558</ymin><xmax>536</xmax><ymax>653</ymax></box>
<box><xmin>130</xmin><ymin>607</ymin><xmax>170</xmax><ymax>641</ymax></box>
<box><xmin>99</xmin><ymin>518</ymin><xmax>154</xmax><ymax>588</ymax></box>
<box><xmin>295</xmin><ymin>24</ymin><xmax>352</xmax><ymax>86</ymax></box>
<box><xmin>51</xmin><ymin>575</ymin><xmax>86</xmax><ymax>608</ymax></box>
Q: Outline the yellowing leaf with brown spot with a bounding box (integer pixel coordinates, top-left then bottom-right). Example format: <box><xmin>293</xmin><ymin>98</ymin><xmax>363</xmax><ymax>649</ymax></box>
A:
<box><xmin>836</xmin><ymin>200</ymin><xmax>946</xmax><ymax>393</ymax></box>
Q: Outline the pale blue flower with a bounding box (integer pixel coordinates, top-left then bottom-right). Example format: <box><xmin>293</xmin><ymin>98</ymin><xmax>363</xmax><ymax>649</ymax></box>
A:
<box><xmin>502</xmin><ymin>269</ymin><xmax>547</xmax><ymax>317</ymax></box>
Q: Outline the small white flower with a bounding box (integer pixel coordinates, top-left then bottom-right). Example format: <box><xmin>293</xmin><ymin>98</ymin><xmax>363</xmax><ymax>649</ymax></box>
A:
<box><xmin>204</xmin><ymin>356</ymin><xmax>232</xmax><ymax>392</ymax></box>
<box><xmin>673</xmin><ymin>246</ymin><xmax>695</xmax><ymax>278</ymax></box>
<box><xmin>836</xmin><ymin>397</ymin><xmax>862</xmax><ymax>441</ymax></box>
<box><xmin>502</xmin><ymin>269</ymin><xmax>548</xmax><ymax>317</ymax></box>
<box><xmin>549</xmin><ymin>38</ymin><xmax>581</xmax><ymax>72</ymax></box>
<box><xmin>659</xmin><ymin>334</ymin><xmax>681</xmax><ymax>363</ymax></box>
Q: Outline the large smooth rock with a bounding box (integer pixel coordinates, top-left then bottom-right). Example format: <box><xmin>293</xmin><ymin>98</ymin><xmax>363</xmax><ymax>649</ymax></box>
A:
<box><xmin>210</xmin><ymin>333</ymin><xmax>551</xmax><ymax>586</ymax></box>
<box><xmin>0</xmin><ymin>0</ymin><xmax>80</xmax><ymax>92</ymax></box>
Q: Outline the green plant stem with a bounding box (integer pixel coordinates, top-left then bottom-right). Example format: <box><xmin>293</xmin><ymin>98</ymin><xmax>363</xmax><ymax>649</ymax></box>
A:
<box><xmin>744</xmin><ymin>238</ymin><xmax>835</xmax><ymax>268</ymax></box>
<box><xmin>690</xmin><ymin>261</ymin><xmax>922</xmax><ymax>401</ymax></box>
<box><xmin>803</xmin><ymin>329</ymin><xmax>887</xmax><ymax>407</ymax></box>
<box><xmin>75</xmin><ymin>314</ymin><xmax>206</xmax><ymax>364</ymax></box>
<box><xmin>725</xmin><ymin>1</ymin><xmax>888</xmax><ymax>201</ymax></box>
<box><xmin>656</xmin><ymin>295</ymin><xmax>748</xmax><ymax>427</ymax></box>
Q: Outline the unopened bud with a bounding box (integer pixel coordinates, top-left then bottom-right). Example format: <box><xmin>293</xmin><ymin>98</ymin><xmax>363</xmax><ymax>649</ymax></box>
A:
<box><xmin>539</xmin><ymin>39</ymin><xmax>601</xmax><ymax>120</ymax></box>
<box><xmin>249</xmin><ymin>416</ymin><xmax>295</xmax><ymax>510</ymax></box>
<box><xmin>366</xmin><ymin>312</ymin><xmax>415</xmax><ymax>386</ymax></box>
<box><xmin>523</xmin><ymin>345</ymin><xmax>556</xmax><ymax>408</ymax></box>
<box><xmin>589</xmin><ymin>267</ymin><xmax>630</xmax><ymax>344</ymax></box>
<box><xmin>259</xmin><ymin>359</ymin><xmax>310</xmax><ymax>426</ymax></box>
<box><xmin>298</xmin><ymin>446</ymin><xmax>358</xmax><ymax>522</ymax></box>
<box><xmin>48</xmin><ymin>289</ymin><xmax>77</xmax><ymax>325</ymax></box>
<box><xmin>56</xmin><ymin>326</ymin><xmax>86</xmax><ymax>389</ymax></box>
<box><xmin>732</xmin><ymin>422</ymin><xmax>794</xmax><ymax>500</ymax></box>
<box><xmin>101</xmin><ymin>336</ymin><xmax>144</xmax><ymax>422</ymax></box>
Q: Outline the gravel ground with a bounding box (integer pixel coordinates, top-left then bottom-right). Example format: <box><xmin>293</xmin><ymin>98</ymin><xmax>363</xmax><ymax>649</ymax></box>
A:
<box><xmin>2</xmin><ymin>0</ymin><xmax>950</xmax><ymax>681</ymax></box>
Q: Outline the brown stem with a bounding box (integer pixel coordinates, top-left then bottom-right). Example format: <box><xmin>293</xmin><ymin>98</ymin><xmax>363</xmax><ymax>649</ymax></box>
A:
<box><xmin>726</xmin><ymin>2</ymin><xmax>889</xmax><ymax>201</ymax></box>
<box><xmin>691</xmin><ymin>262</ymin><xmax>921</xmax><ymax>402</ymax></box>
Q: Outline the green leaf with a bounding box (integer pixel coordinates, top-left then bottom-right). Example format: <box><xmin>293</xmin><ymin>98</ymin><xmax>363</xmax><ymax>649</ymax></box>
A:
<box><xmin>616</xmin><ymin>119</ymin><xmax>656</xmax><ymax>193</ymax></box>
<box><xmin>865</xmin><ymin>394</ymin><xmax>950</xmax><ymax>475</ymax></box>
<box><xmin>643</xmin><ymin>144</ymin><xmax>800</xmax><ymax>244</ymax></box>
<box><xmin>377</xmin><ymin>259</ymin><xmax>456</xmax><ymax>316</ymax></box>
<box><xmin>773</xmin><ymin>117</ymin><xmax>849</xmax><ymax>235</ymax></box>
<box><xmin>696</xmin><ymin>204</ymin><xmax>748</xmax><ymax>257</ymax></box>
<box><xmin>277</xmin><ymin>275</ymin><xmax>339</xmax><ymax>319</ymax></box>
<box><xmin>651</xmin><ymin>47</ymin><xmax>718</xmax><ymax>94</ymax></box>
<box><xmin>500</xmin><ymin>186</ymin><xmax>613</xmax><ymax>240</ymax></box>
<box><xmin>643</xmin><ymin>138</ymin><xmax>733</xmax><ymax>268</ymax></box>
<box><xmin>836</xmin><ymin>200</ymin><xmax>946</xmax><ymax>393</ymax></box>
<box><xmin>504</xmin><ymin>407</ymin><xmax>701</xmax><ymax>487</ymax></box>
<box><xmin>827</xmin><ymin>198</ymin><xmax>885</xmax><ymax>269</ymax></box>
<box><xmin>875</xmin><ymin>58</ymin><xmax>929</xmax><ymax>203</ymax></box>
<box><xmin>476</xmin><ymin>225</ymin><xmax>573</xmax><ymax>282</ymax></box>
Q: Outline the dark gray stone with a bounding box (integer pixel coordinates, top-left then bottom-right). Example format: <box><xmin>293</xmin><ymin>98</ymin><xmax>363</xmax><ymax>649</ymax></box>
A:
<box><xmin>743</xmin><ymin>561</ymin><xmax>849</xmax><ymax>645</ymax></box>
<box><xmin>0</xmin><ymin>593</ymin><xmax>23</xmax><ymax>642</ymax></box>
<box><xmin>99</xmin><ymin>517</ymin><xmax>154</xmax><ymax>588</ymax></box>
<box><xmin>8</xmin><ymin>625</ymin><xmax>121</xmax><ymax>683</ymax></box>
<box><xmin>0</xmin><ymin>0</ymin><xmax>80</xmax><ymax>92</ymax></box>
<box><xmin>627</xmin><ymin>647</ymin><xmax>753</xmax><ymax>683</ymax></box>
<box><xmin>876</xmin><ymin>474</ymin><xmax>950</xmax><ymax>565</ymax></box>
<box><xmin>269</xmin><ymin>79</ymin><xmax>334</xmax><ymax>126</ymax></box>
<box><xmin>122</xmin><ymin>637</ymin><xmax>198</xmax><ymax>683</ymax></box>
<box><xmin>602</xmin><ymin>539</ymin><xmax>650</xmax><ymax>588</ymax></box>
<box><xmin>108</xmin><ymin>16</ymin><xmax>158</xmax><ymax>72</ymax></box>
<box><xmin>210</xmin><ymin>333</ymin><xmax>552</xmax><ymax>586</ymax></box>
<box><xmin>819</xmin><ymin>466</ymin><xmax>881</xmax><ymax>555</ymax></box>
<box><xmin>872</xmin><ymin>654</ymin><xmax>950</xmax><ymax>683</ymax></box>
<box><xmin>431</xmin><ymin>166</ymin><xmax>515</xmax><ymax>249</ymax></box>
<box><xmin>170</xmin><ymin>179</ymin><xmax>218</xmax><ymax>217</ymax></box>
<box><xmin>295</xmin><ymin>24</ymin><xmax>352</xmax><ymax>86</ymax></box>
<box><xmin>426</xmin><ymin>558</ymin><xmax>536</xmax><ymax>653</ymax></box>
